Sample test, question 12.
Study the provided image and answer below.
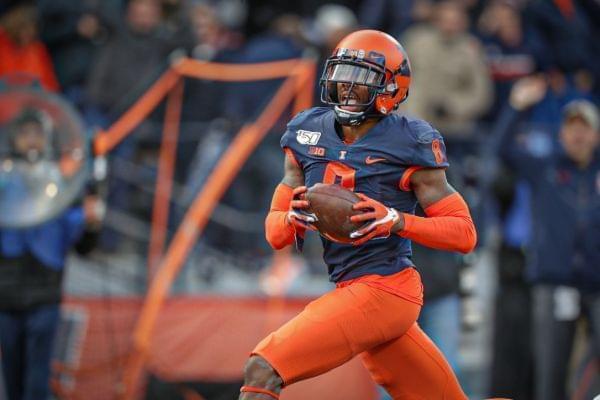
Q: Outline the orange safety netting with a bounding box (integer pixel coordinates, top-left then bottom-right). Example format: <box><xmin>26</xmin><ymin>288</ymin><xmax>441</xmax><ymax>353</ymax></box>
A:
<box><xmin>80</xmin><ymin>57</ymin><xmax>320</xmax><ymax>399</ymax></box>
<box><xmin>52</xmin><ymin>297</ymin><xmax>378</xmax><ymax>400</ymax></box>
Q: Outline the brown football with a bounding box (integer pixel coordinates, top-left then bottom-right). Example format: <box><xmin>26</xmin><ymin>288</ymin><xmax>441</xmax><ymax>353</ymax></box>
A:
<box><xmin>305</xmin><ymin>183</ymin><xmax>365</xmax><ymax>243</ymax></box>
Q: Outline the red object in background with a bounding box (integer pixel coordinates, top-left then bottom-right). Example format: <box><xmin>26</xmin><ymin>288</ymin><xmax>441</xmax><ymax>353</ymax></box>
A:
<box><xmin>52</xmin><ymin>296</ymin><xmax>378</xmax><ymax>400</ymax></box>
<box><xmin>0</xmin><ymin>28</ymin><xmax>60</xmax><ymax>92</ymax></box>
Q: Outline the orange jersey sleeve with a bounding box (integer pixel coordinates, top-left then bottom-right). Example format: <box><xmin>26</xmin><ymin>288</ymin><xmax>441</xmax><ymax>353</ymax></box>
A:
<box><xmin>398</xmin><ymin>192</ymin><xmax>477</xmax><ymax>254</ymax></box>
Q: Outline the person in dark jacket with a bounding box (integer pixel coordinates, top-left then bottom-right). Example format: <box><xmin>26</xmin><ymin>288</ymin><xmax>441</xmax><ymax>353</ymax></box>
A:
<box><xmin>476</xmin><ymin>0</ymin><xmax>548</xmax><ymax>121</ymax></box>
<box><xmin>37</xmin><ymin>0</ymin><xmax>122</xmax><ymax>95</ymax></box>
<box><xmin>488</xmin><ymin>165</ymin><xmax>533</xmax><ymax>400</ymax></box>
<box><xmin>495</xmin><ymin>75</ymin><xmax>600</xmax><ymax>400</ymax></box>
<box><xmin>0</xmin><ymin>108</ymin><xmax>103</xmax><ymax>400</ymax></box>
<box><xmin>85</xmin><ymin>0</ymin><xmax>171</xmax><ymax>119</ymax></box>
<box><xmin>526</xmin><ymin>0</ymin><xmax>595</xmax><ymax>76</ymax></box>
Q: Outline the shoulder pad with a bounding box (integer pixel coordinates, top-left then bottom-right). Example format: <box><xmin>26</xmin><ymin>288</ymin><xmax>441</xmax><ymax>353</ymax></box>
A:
<box><xmin>286</xmin><ymin>107</ymin><xmax>329</xmax><ymax>129</ymax></box>
<box><xmin>406</xmin><ymin>118</ymin><xmax>449</xmax><ymax>168</ymax></box>
<box><xmin>281</xmin><ymin>107</ymin><xmax>329</xmax><ymax>149</ymax></box>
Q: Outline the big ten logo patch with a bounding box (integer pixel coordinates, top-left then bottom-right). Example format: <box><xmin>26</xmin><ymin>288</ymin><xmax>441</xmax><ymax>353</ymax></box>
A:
<box><xmin>309</xmin><ymin>146</ymin><xmax>326</xmax><ymax>157</ymax></box>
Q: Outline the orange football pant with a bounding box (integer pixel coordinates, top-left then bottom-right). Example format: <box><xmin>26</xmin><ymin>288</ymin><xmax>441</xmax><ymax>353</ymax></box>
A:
<box><xmin>252</xmin><ymin>268</ymin><xmax>467</xmax><ymax>399</ymax></box>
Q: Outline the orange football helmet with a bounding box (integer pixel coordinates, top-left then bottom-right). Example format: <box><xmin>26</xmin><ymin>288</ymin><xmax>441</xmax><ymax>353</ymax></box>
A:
<box><xmin>320</xmin><ymin>29</ymin><xmax>411</xmax><ymax>125</ymax></box>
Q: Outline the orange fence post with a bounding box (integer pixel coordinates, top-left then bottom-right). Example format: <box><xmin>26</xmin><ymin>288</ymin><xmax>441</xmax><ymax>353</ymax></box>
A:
<box><xmin>120</xmin><ymin>68</ymin><xmax>306</xmax><ymax>400</ymax></box>
<box><xmin>94</xmin><ymin>68</ymin><xmax>180</xmax><ymax>156</ymax></box>
<box><xmin>147</xmin><ymin>79</ymin><xmax>184</xmax><ymax>277</ymax></box>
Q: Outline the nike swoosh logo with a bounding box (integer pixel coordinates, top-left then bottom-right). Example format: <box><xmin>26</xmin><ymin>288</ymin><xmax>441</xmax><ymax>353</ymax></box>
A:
<box><xmin>365</xmin><ymin>156</ymin><xmax>387</xmax><ymax>165</ymax></box>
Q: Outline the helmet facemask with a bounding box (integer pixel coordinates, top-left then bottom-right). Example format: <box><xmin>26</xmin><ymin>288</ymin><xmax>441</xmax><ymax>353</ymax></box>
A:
<box><xmin>320</xmin><ymin>57</ymin><xmax>387</xmax><ymax>126</ymax></box>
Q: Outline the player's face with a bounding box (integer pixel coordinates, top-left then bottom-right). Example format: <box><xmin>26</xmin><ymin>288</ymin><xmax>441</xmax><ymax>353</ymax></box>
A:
<box><xmin>560</xmin><ymin>118</ymin><xmax>599</xmax><ymax>165</ymax></box>
<box><xmin>337</xmin><ymin>82</ymin><xmax>370</xmax><ymax>113</ymax></box>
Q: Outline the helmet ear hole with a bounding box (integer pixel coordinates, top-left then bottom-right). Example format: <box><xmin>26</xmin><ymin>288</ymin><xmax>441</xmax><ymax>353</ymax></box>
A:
<box><xmin>375</xmin><ymin>86</ymin><xmax>409</xmax><ymax>113</ymax></box>
<box><xmin>375</xmin><ymin>95</ymin><xmax>394</xmax><ymax>115</ymax></box>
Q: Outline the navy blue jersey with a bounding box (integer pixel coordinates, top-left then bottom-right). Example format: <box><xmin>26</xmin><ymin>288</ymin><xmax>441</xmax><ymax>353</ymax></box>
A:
<box><xmin>281</xmin><ymin>107</ymin><xmax>449</xmax><ymax>282</ymax></box>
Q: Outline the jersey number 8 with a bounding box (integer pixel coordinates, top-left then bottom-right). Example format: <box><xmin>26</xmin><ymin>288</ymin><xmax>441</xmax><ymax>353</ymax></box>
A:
<box><xmin>323</xmin><ymin>162</ymin><xmax>356</xmax><ymax>191</ymax></box>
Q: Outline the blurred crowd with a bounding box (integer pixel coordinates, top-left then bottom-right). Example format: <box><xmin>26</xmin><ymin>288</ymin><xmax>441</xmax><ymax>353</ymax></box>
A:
<box><xmin>0</xmin><ymin>0</ymin><xmax>599</xmax><ymax>399</ymax></box>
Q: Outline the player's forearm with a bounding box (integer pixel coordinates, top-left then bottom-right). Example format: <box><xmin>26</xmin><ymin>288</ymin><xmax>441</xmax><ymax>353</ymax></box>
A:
<box><xmin>265</xmin><ymin>211</ymin><xmax>295</xmax><ymax>249</ymax></box>
<box><xmin>265</xmin><ymin>184</ymin><xmax>295</xmax><ymax>249</ymax></box>
<box><xmin>399</xmin><ymin>214</ymin><xmax>477</xmax><ymax>254</ymax></box>
<box><xmin>394</xmin><ymin>193</ymin><xmax>477</xmax><ymax>254</ymax></box>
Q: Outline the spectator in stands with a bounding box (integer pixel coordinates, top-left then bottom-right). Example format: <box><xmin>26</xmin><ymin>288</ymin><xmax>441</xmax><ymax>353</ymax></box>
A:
<box><xmin>477</xmin><ymin>0</ymin><xmax>547</xmax><ymax>119</ymax></box>
<box><xmin>357</xmin><ymin>0</ymin><xmax>434</xmax><ymax>38</ymax></box>
<box><xmin>401</xmin><ymin>0</ymin><xmax>492</xmax><ymax>138</ymax></box>
<box><xmin>488</xmin><ymin>163</ymin><xmax>533</xmax><ymax>399</ymax></box>
<box><xmin>0</xmin><ymin>107</ymin><xmax>103</xmax><ymax>400</ymax></box>
<box><xmin>0</xmin><ymin>4</ymin><xmax>59</xmax><ymax>92</ymax></box>
<box><xmin>181</xmin><ymin>0</ymin><xmax>245</xmax><ymax>123</ymax></box>
<box><xmin>527</xmin><ymin>68</ymin><xmax>594</xmax><ymax>133</ymax></box>
<box><xmin>309</xmin><ymin>3</ymin><xmax>358</xmax><ymax>54</ymax></box>
<box><xmin>578</xmin><ymin>0</ymin><xmax>600</xmax><ymax>95</ymax></box>
<box><xmin>37</xmin><ymin>0</ymin><xmax>122</xmax><ymax>100</ymax></box>
<box><xmin>488</xmin><ymin>67</ymin><xmax>594</xmax><ymax>398</ymax></box>
<box><xmin>158</xmin><ymin>0</ymin><xmax>195</xmax><ymax>51</ymax></box>
<box><xmin>86</xmin><ymin>0</ymin><xmax>171</xmax><ymax>119</ymax></box>
<box><xmin>526</xmin><ymin>0</ymin><xmax>595</xmax><ymax>76</ymax></box>
<box><xmin>188</xmin><ymin>0</ymin><xmax>244</xmax><ymax>62</ymax></box>
<box><xmin>226</xmin><ymin>12</ymin><xmax>305</xmax><ymax>121</ymax></box>
<box><xmin>495</xmin><ymin>75</ymin><xmax>600</xmax><ymax>400</ymax></box>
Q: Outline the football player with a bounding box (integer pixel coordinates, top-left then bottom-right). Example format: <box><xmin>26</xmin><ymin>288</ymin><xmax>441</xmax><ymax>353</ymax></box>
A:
<box><xmin>239</xmin><ymin>30</ymin><xmax>476</xmax><ymax>400</ymax></box>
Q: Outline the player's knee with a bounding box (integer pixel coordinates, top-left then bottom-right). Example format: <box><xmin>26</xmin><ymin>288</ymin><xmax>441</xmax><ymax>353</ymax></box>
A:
<box><xmin>243</xmin><ymin>355</ymin><xmax>283</xmax><ymax>390</ymax></box>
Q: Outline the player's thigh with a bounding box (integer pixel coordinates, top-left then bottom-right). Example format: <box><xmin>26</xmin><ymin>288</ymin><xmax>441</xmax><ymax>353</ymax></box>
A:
<box><xmin>361</xmin><ymin>323</ymin><xmax>467</xmax><ymax>400</ymax></box>
<box><xmin>253</xmin><ymin>283</ymin><xmax>420</xmax><ymax>385</ymax></box>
